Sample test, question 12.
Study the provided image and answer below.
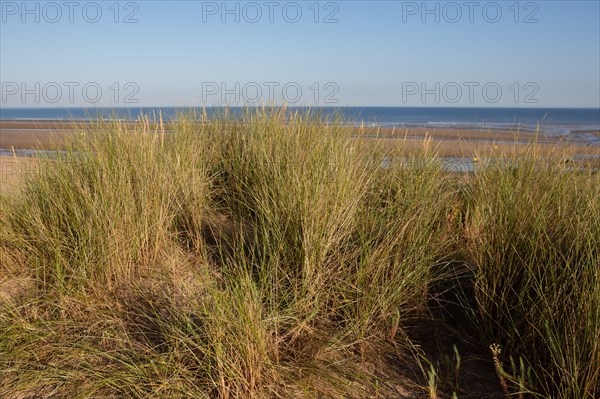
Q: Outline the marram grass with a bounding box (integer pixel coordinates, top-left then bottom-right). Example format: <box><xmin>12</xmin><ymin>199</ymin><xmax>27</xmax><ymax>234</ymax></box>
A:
<box><xmin>0</xmin><ymin>108</ymin><xmax>598</xmax><ymax>398</ymax></box>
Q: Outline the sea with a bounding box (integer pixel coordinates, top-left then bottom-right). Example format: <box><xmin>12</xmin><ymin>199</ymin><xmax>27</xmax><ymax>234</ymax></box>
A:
<box><xmin>1</xmin><ymin>106</ymin><xmax>599</xmax><ymax>144</ymax></box>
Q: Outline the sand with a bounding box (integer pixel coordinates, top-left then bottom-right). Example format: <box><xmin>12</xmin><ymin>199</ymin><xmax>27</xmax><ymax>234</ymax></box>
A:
<box><xmin>1</xmin><ymin>120</ymin><xmax>599</xmax><ymax>193</ymax></box>
<box><xmin>0</xmin><ymin>156</ymin><xmax>40</xmax><ymax>196</ymax></box>
<box><xmin>2</xmin><ymin>120</ymin><xmax>599</xmax><ymax>153</ymax></box>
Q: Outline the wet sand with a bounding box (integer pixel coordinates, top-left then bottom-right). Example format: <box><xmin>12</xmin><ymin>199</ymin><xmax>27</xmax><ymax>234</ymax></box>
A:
<box><xmin>2</xmin><ymin>120</ymin><xmax>599</xmax><ymax>158</ymax></box>
<box><xmin>2</xmin><ymin>120</ymin><xmax>600</xmax><ymax>194</ymax></box>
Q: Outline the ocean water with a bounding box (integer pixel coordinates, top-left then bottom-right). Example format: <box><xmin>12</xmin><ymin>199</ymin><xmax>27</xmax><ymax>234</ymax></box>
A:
<box><xmin>1</xmin><ymin>107</ymin><xmax>599</xmax><ymax>144</ymax></box>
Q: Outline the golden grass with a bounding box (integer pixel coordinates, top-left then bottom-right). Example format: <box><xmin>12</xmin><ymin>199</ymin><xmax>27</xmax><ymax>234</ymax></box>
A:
<box><xmin>1</xmin><ymin>108</ymin><xmax>598</xmax><ymax>398</ymax></box>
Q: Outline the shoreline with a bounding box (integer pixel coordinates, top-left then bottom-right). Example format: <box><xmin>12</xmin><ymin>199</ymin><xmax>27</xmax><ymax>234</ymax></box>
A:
<box><xmin>2</xmin><ymin>120</ymin><xmax>599</xmax><ymax>155</ymax></box>
<box><xmin>2</xmin><ymin>121</ymin><xmax>599</xmax><ymax>194</ymax></box>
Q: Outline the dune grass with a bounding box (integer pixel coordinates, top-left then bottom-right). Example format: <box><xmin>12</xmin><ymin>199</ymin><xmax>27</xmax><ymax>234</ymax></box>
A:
<box><xmin>462</xmin><ymin>152</ymin><xmax>600</xmax><ymax>398</ymax></box>
<box><xmin>1</xmin><ymin>108</ymin><xmax>598</xmax><ymax>398</ymax></box>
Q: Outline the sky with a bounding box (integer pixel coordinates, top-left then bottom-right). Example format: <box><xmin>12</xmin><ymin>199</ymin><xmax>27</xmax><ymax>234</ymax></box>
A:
<box><xmin>1</xmin><ymin>0</ymin><xmax>599</xmax><ymax>107</ymax></box>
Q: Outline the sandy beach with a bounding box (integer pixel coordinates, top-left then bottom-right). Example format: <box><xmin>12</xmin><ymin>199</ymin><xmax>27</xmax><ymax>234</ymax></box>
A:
<box><xmin>2</xmin><ymin>120</ymin><xmax>599</xmax><ymax>157</ymax></box>
<box><xmin>2</xmin><ymin>120</ymin><xmax>599</xmax><ymax>194</ymax></box>
<box><xmin>4</xmin><ymin>2</ymin><xmax>599</xmax><ymax>396</ymax></box>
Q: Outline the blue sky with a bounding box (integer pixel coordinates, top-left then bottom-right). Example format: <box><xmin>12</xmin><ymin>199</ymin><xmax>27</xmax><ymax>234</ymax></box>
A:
<box><xmin>1</xmin><ymin>0</ymin><xmax>599</xmax><ymax>107</ymax></box>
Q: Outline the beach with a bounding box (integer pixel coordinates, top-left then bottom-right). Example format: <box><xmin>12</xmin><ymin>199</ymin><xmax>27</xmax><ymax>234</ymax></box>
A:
<box><xmin>2</xmin><ymin>119</ymin><xmax>599</xmax><ymax>196</ymax></box>
<box><xmin>2</xmin><ymin>119</ymin><xmax>599</xmax><ymax>193</ymax></box>
<box><xmin>4</xmin><ymin>0</ymin><xmax>599</xmax><ymax>395</ymax></box>
<box><xmin>2</xmin><ymin>119</ymin><xmax>599</xmax><ymax>154</ymax></box>
<box><xmin>1</xmin><ymin>111</ymin><xmax>599</xmax><ymax>399</ymax></box>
